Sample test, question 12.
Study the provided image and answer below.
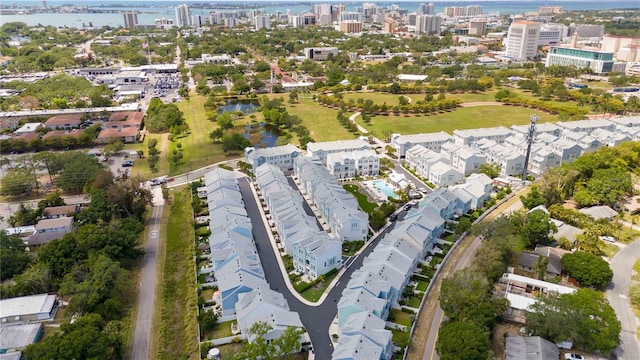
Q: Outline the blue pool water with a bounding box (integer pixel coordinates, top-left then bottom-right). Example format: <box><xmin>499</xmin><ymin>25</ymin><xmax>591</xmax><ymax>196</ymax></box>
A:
<box><xmin>373</xmin><ymin>180</ymin><xmax>399</xmax><ymax>200</ymax></box>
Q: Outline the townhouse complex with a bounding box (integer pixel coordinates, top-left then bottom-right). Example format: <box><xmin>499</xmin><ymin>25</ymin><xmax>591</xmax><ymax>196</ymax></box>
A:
<box><xmin>203</xmin><ymin>168</ymin><xmax>308</xmax><ymax>346</ymax></box>
<box><xmin>397</xmin><ymin>116</ymin><xmax>640</xmax><ymax>185</ymax></box>
<box><xmin>332</xmin><ymin>176</ymin><xmax>493</xmax><ymax>359</ymax></box>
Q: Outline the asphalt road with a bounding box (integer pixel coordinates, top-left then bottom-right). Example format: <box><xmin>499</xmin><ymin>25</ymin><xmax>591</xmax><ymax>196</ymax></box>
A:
<box><xmin>391</xmin><ymin>159</ymin><xmax>433</xmax><ymax>194</ymax></box>
<box><xmin>132</xmin><ymin>203</ymin><xmax>164</xmax><ymax>360</ymax></box>
<box><xmin>422</xmin><ymin>234</ymin><xmax>485</xmax><ymax>360</ymax></box>
<box><xmin>237</xmin><ymin>178</ymin><xmax>401</xmax><ymax>359</ymax></box>
<box><xmin>607</xmin><ymin>239</ymin><xmax>640</xmax><ymax>360</ymax></box>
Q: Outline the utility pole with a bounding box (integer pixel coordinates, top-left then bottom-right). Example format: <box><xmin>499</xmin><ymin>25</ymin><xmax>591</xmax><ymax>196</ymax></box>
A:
<box><xmin>522</xmin><ymin>114</ymin><xmax>538</xmax><ymax>183</ymax></box>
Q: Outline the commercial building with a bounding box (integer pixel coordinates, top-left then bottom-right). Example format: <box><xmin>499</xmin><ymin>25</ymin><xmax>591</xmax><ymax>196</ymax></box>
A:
<box><xmin>0</xmin><ymin>294</ymin><xmax>58</xmax><ymax>324</ymax></box>
<box><xmin>538</xmin><ymin>23</ymin><xmax>567</xmax><ymax>46</ymax></box>
<box><xmin>303</xmin><ymin>47</ymin><xmax>339</xmax><ymax>61</ymax></box>
<box><xmin>340</xmin><ymin>12</ymin><xmax>362</xmax><ymax>22</ymax></box>
<box><xmin>601</xmin><ymin>35</ymin><xmax>640</xmax><ymax>62</ymax></box>
<box><xmin>415</xmin><ymin>15</ymin><xmax>442</xmax><ymax>35</ymax></box>
<box><xmin>505</xmin><ymin>21</ymin><xmax>541</xmax><ymax>61</ymax></box>
<box><xmin>123</xmin><ymin>12</ymin><xmax>139</xmax><ymax>28</ymax></box>
<box><xmin>545</xmin><ymin>46</ymin><xmax>616</xmax><ymax>74</ymax></box>
<box><xmin>174</xmin><ymin>4</ymin><xmax>191</xmax><ymax>27</ymax></box>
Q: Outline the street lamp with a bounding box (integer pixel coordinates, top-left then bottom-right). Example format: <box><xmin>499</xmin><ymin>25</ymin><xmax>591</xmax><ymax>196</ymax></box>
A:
<box><xmin>522</xmin><ymin>114</ymin><xmax>538</xmax><ymax>183</ymax></box>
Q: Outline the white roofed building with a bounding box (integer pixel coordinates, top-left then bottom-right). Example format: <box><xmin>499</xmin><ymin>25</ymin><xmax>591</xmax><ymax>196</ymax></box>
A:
<box><xmin>326</xmin><ymin>149</ymin><xmax>379</xmax><ymax>179</ymax></box>
<box><xmin>306</xmin><ymin>139</ymin><xmax>372</xmax><ymax>164</ymax></box>
<box><xmin>390</xmin><ymin>132</ymin><xmax>453</xmax><ymax>158</ymax></box>
<box><xmin>428</xmin><ymin>161</ymin><xmax>463</xmax><ymax>188</ymax></box>
<box><xmin>244</xmin><ymin>144</ymin><xmax>302</xmax><ymax>173</ymax></box>
<box><xmin>453</xmin><ymin>126</ymin><xmax>513</xmax><ymax>147</ymax></box>
<box><xmin>0</xmin><ymin>294</ymin><xmax>57</xmax><ymax>324</ymax></box>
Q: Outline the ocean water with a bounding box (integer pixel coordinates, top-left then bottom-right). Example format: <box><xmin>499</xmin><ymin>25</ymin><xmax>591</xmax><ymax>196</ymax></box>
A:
<box><xmin>1</xmin><ymin>1</ymin><xmax>638</xmax><ymax>28</ymax></box>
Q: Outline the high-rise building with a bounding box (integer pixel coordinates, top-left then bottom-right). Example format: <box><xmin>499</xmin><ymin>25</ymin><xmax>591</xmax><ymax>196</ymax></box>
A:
<box><xmin>538</xmin><ymin>23</ymin><xmax>567</xmax><ymax>46</ymax></box>
<box><xmin>289</xmin><ymin>14</ymin><xmax>305</xmax><ymax>27</ymax></box>
<box><xmin>468</xmin><ymin>20</ymin><xmax>486</xmax><ymax>36</ymax></box>
<box><xmin>505</xmin><ymin>21</ymin><xmax>541</xmax><ymax>61</ymax></box>
<box><xmin>539</xmin><ymin>6</ymin><xmax>563</xmax><ymax>14</ymax></box>
<box><xmin>340</xmin><ymin>20</ymin><xmax>363</xmax><ymax>34</ymax></box>
<box><xmin>465</xmin><ymin>5</ymin><xmax>482</xmax><ymax>16</ymax></box>
<box><xmin>361</xmin><ymin>3</ymin><xmax>378</xmax><ymax>21</ymax></box>
<box><xmin>155</xmin><ymin>18</ymin><xmax>174</xmax><ymax>30</ymax></box>
<box><xmin>254</xmin><ymin>15</ymin><xmax>271</xmax><ymax>30</ymax></box>
<box><xmin>415</xmin><ymin>15</ymin><xmax>442</xmax><ymax>35</ymax></box>
<box><xmin>303</xmin><ymin>13</ymin><xmax>317</xmax><ymax>26</ymax></box>
<box><xmin>191</xmin><ymin>15</ymin><xmax>203</xmax><ymax>28</ymax></box>
<box><xmin>123</xmin><ymin>11</ymin><xmax>139</xmax><ymax>28</ymax></box>
<box><xmin>418</xmin><ymin>3</ymin><xmax>434</xmax><ymax>15</ymax></box>
<box><xmin>444</xmin><ymin>6</ymin><xmax>465</xmax><ymax>17</ymax></box>
<box><xmin>175</xmin><ymin>4</ymin><xmax>191</xmax><ymax>28</ymax></box>
<box><xmin>41</xmin><ymin>0</ymin><xmax>47</xmax><ymax>9</ymax></box>
<box><xmin>340</xmin><ymin>12</ymin><xmax>361</xmax><ymax>22</ymax></box>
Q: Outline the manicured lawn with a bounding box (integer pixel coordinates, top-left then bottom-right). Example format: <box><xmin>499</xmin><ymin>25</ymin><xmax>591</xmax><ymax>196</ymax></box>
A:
<box><xmin>344</xmin><ymin>184</ymin><xmax>378</xmax><ymax>213</ymax></box>
<box><xmin>126</xmin><ymin>133</ymin><xmax>170</xmax><ymax>180</ymax></box>
<box><xmin>407</xmin><ymin>91</ymin><xmax>497</xmax><ymax>104</ymax></box>
<box><xmin>634</xmin><ymin>258</ymin><xmax>640</xmax><ymax>282</ymax></box>
<box><xmin>202</xmin><ymin>320</ymin><xmax>235</xmax><ymax>341</ymax></box>
<box><xmin>155</xmin><ymin>187</ymin><xmax>199</xmax><ymax>360</ymax></box>
<box><xmin>300</xmin><ymin>270</ymin><xmax>340</xmax><ymax>302</ymax></box>
<box><xmin>388</xmin><ymin>327</ymin><xmax>411</xmax><ymax>348</ymax></box>
<box><xmin>342</xmin><ymin>240</ymin><xmax>365</xmax><ymax>256</ymax></box>
<box><xmin>389</xmin><ymin>308</ymin><xmax>413</xmax><ymax>327</ymax></box>
<box><xmin>357</xmin><ymin>105</ymin><xmax>558</xmax><ymax>137</ymax></box>
<box><xmin>214</xmin><ymin>343</ymin><xmax>245</xmax><ymax>359</ymax></box>
<box><xmin>343</xmin><ymin>92</ymin><xmax>404</xmax><ymax>106</ymax></box>
<box><xmin>415</xmin><ymin>281</ymin><xmax>428</xmax><ymax>292</ymax></box>
<box><xmin>406</xmin><ymin>296</ymin><xmax>422</xmax><ymax>308</ymax></box>
<box><xmin>285</xmin><ymin>97</ymin><xmax>359</xmax><ymax>142</ymax></box>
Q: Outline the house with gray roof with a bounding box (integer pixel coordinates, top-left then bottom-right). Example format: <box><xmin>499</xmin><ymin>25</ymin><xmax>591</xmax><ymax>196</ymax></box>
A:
<box><xmin>405</xmin><ymin>145</ymin><xmax>449</xmax><ymax>178</ymax></box>
<box><xmin>326</xmin><ymin>149</ymin><xmax>379</xmax><ymax>179</ymax></box>
<box><xmin>591</xmin><ymin>128</ymin><xmax>632</xmax><ymax>147</ymax></box>
<box><xmin>28</xmin><ymin>216</ymin><xmax>73</xmax><ymax>246</ymax></box>
<box><xmin>334</xmin><ymin>311</ymin><xmax>393</xmax><ymax>360</ymax></box>
<box><xmin>244</xmin><ymin>144</ymin><xmax>302</xmax><ymax>173</ymax></box>
<box><xmin>235</xmin><ymin>287</ymin><xmax>307</xmax><ymax>347</ymax></box>
<box><xmin>390</xmin><ymin>132</ymin><xmax>453</xmax><ymax>158</ymax></box>
<box><xmin>549</xmin><ymin>138</ymin><xmax>582</xmax><ymax>163</ymax></box>
<box><xmin>529</xmin><ymin>146</ymin><xmax>561</xmax><ymax>176</ymax></box>
<box><xmin>511</xmin><ymin>123</ymin><xmax>562</xmax><ymax>137</ymax></box>
<box><xmin>505</xmin><ymin>336</ymin><xmax>559</xmax><ymax>360</ymax></box>
<box><xmin>608</xmin><ymin>115</ymin><xmax>640</xmax><ymax>128</ymax></box>
<box><xmin>306</xmin><ymin>139</ymin><xmax>371</xmax><ymax>164</ymax></box>
<box><xmin>453</xmin><ymin>126</ymin><xmax>513</xmax><ymax>147</ymax></box>
<box><xmin>450</xmin><ymin>146</ymin><xmax>486</xmax><ymax>176</ymax></box>
<box><xmin>556</xmin><ymin>119</ymin><xmax>615</xmax><ymax>134</ymax></box>
<box><xmin>332</xmin><ymin>333</ymin><xmax>385</xmax><ymax>360</ymax></box>
<box><xmin>428</xmin><ymin>161</ymin><xmax>463</xmax><ymax>188</ymax></box>
<box><xmin>338</xmin><ymin>289</ymin><xmax>389</xmax><ymax>328</ymax></box>
<box><xmin>293</xmin><ymin>236</ymin><xmax>342</xmax><ymax>279</ymax></box>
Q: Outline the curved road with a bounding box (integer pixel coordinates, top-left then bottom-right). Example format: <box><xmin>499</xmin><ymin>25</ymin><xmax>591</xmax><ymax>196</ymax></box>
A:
<box><xmin>608</xmin><ymin>239</ymin><xmax>640</xmax><ymax>360</ymax></box>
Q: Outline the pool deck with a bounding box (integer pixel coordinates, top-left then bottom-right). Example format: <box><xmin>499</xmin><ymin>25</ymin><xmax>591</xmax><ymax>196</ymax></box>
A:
<box><xmin>363</xmin><ymin>180</ymin><xmax>399</xmax><ymax>202</ymax></box>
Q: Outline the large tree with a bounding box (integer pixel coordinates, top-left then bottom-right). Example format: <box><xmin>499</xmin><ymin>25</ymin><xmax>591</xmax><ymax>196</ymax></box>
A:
<box><xmin>522</xmin><ymin>209</ymin><xmax>557</xmax><ymax>248</ymax></box>
<box><xmin>56</xmin><ymin>151</ymin><xmax>103</xmax><ymax>192</ymax></box>
<box><xmin>436</xmin><ymin>321</ymin><xmax>491</xmax><ymax>360</ymax></box>
<box><xmin>440</xmin><ymin>269</ymin><xmax>492</xmax><ymax>323</ymax></box>
<box><xmin>0</xmin><ymin>232</ymin><xmax>31</xmax><ymax>280</ymax></box>
<box><xmin>526</xmin><ymin>288</ymin><xmax>621</xmax><ymax>353</ymax></box>
<box><xmin>586</xmin><ymin>167</ymin><xmax>632</xmax><ymax>206</ymax></box>
<box><xmin>561</xmin><ymin>251</ymin><xmax>613</xmax><ymax>288</ymax></box>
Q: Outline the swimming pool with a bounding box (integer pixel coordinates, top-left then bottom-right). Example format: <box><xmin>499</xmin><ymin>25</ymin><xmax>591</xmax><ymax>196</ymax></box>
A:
<box><xmin>373</xmin><ymin>180</ymin><xmax>399</xmax><ymax>200</ymax></box>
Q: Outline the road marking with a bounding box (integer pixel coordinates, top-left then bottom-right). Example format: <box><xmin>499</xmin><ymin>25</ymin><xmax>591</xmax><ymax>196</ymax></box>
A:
<box><xmin>620</xmin><ymin>294</ymin><xmax>628</xmax><ymax>299</ymax></box>
<box><xmin>150</xmin><ymin>231</ymin><xmax>158</xmax><ymax>238</ymax></box>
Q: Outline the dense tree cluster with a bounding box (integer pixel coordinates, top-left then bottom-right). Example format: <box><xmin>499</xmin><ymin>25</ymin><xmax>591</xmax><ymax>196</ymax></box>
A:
<box><xmin>561</xmin><ymin>251</ymin><xmax>613</xmax><ymax>288</ymax></box>
<box><xmin>145</xmin><ymin>98</ymin><xmax>189</xmax><ymax>134</ymax></box>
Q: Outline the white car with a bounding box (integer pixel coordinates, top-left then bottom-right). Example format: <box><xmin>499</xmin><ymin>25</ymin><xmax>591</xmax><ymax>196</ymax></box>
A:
<box><xmin>564</xmin><ymin>354</ymin><xmax>584</xmax><ymax>360</ymax></box>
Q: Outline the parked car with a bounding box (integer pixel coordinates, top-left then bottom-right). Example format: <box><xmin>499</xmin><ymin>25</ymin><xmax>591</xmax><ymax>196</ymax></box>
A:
<box><xmin>122</xmin><ymin>160</ymin><xmax>134</xmax><ymax>167</ymax></box>
<box><xmin>389</xmin><ymin>214</ymin><xmax>397</xmax><ymax>221</ymax></box>
<box><xmin>564</xmin><ymin>354</ymin><xmax>584</xmax><ymax>360</ymax></box>
<box><xmin>403</xmin><ymin>204</ymin><xmax>411</xmax><ymax>211</ymax></box>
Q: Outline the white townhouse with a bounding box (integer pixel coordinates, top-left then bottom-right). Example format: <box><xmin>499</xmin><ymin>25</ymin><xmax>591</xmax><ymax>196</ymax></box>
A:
<box><xmin>293</xmin><ymin>236</ymin><xmax>342</xmax><ymax>279</ymax></box>
<box><xmin>428</xmin><ymin>161</ymin><xmax>463</xmax><ymax>188</ymax></box>
<box><xmin>421</xmin><ymin>188</ymin><xmax>460</xmax><ymax>220</ymax></box>
<box><xmin>450</xmin><ymin>173</ymin><xmax>493</xmax><ymax>209</ymax></box>
<box><xmin>295</xmin><ymin>157</ymin><xmax>369</xmax><ymax>241</ymax></box>
<box><xmin>332</xmin><ymin>312</ymin><xmax>394</xmax><ymax>360</ymax></box>
<box><xmin>576</xmin><ymin>135</ymin><xmax>604</xmax><ymax>153</ymax></box>
<box><xmin>549</xmin><ymin>138</ymin><xmax>583</xmax><ymax>163</ymax></box>
<box><xmin>452</xmin><ymin>126</ymin><xmax>513</xmax><ymax>147</ymax></box>
<box><xmin>244</xmin><ymin>144</ymin><xmax>302</xmax><ymax>173</ymax></box>
<box><xmin>306</xmin><ymin>138</ymin><xmax>372</xmax><ymax>164</ymax></box>
<box><xmin>326</xmin><ymin>149</ymin><xmax>379</xmax><ymax>179</ymax></box>
<box><xmin>556</xmin><ymin>119</ymin><xmax>615</xmax><ymax>134</ymax></box>
<box><xmin>616</xmin><ymin>126</ymin><xmax>640</xmax><ymax>140</ymax></box>
<box><xmin>529</xmin><ymin>146</ymin><xmax>561</xmax><ymax>176</ymax></box>
<box><xmin>235</xmin><ymin>287</ymin><xmax>308</xmax><ymax>349</ymax></box>
<box><xmin>484</xmin><ymin>143</ymin><xmax>526</xmax><ymax>177</ymax></box>
<box><xmin>591</xmin><ymin>128</ymin><xmax>632</xmax><ymax>147</ymax></box>
<box><xmin>405</xmin><ymin>145</ymin><xmax>449</xmax><ymax>178</ymax></box>
<box><xmin>511</xmin><ymin>122</ymin><xmax>562</xmax><ymax>137</ymax></box>
<box><xmin>608</xmin><ymin>116</ymin><xmax>640</xmax><ymax>128</ymax></box>
<box><xmin>390</xmin><ymin>132</ymin><xmax>453</xmax><ymax>158</ymax></box>
<box><xmin>450</xmin><ymin>147</ymin><xmax>486</xmax><ymax>176</ymax></box>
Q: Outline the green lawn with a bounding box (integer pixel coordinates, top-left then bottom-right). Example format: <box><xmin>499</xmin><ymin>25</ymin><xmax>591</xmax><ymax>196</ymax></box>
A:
<box><xmin>388</xmin><ymin>327</ymin><xmax>411</xmax><ymax>348</ymax></box>
<box><xmin>126</xmin><ymin>133</ymin><xmax>170</xmax><ymax>180</ymax></box>
<box><xmin>389</xmin><ymin>308</ymin><xmax>413</xmax><ymax>327</ymax></box>
<box><xmin>358</xmin><ymin>105</ymin><xmax>558</xmax><ymax>137</ymax></box>
<box><xmin>343</xmin><ymin>92</ymin><xmax>404</xmax><ymax>106</ymax></box>
<box><xmin>406</xmin><ymin>296</ymin><xmax>422</xmax><ymax>308</ymax></box>
<box><xmin>300</xmin><ymin>270</ymin><xmax>340</xmax><ymax>302</ymax></box>
<box><xmin>415</xmin><ymin>281</ymin><xmax>428</xmax><ymax>292</ymax></box>
<box><xmin>285</xmin><ymin>97</ymin><xmax>359</xmax><ymax>142</ymax></box>
<box><xmin>634</xmin><ymin>258</ymin><xmax>640</xmax><ymax>282</ymax></box>
<box><xmin>202</xmin><ymin>320</ymin><xmax>235</xmax><ymax>341</ymax></box>
<box><xmin>344</xmin><ymin>184</ymin><xmax>378</xmax><ymax>213</ymax></box>
<box><xmin>155</xmin><ymin>187</ymin><xmax>199</xmax><ymax>360</ymax></box>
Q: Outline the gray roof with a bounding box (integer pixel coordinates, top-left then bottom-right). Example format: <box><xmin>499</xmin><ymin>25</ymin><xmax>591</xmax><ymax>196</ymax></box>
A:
<box><xmin>235</xmin><ymin>287</ymin><xmax>303</xmax><ymax>338</ymax></box>
<box><xmin>578</xmin><ymin>205</ymin><xmax>618</xmax><ymax>220</ymax></box>
<box><xmin>332</xmin><ymin>333</ymin><xmax>383</xmax><ymax>360</ymax></box>
<box><xmin>393</xmin><ymin>131</ymin><xmax>453</xmax><ymax>145</ymax></box>
<box><xmin>505</xmin><ymin>336</ymin><xmax>559</xmax><ymax>360</ymax></box>
<box><xmin>246</xmin><ymin>144</ymin><xmax>301</xmax><ymax>159</ymax></box>
<box><xmin>306</xmin><ymin>138</ymin><xmax>371</xmax><ymax>153</ymax></box>
<box><xmin>42</xmin><ymin>205</ymin><xmax>77</xmax><ymax>217</ymax></box>
<box><xmin>0</xmin><ymin>323</ymin><xmax>42</xmax><ymax>351</ymax></box>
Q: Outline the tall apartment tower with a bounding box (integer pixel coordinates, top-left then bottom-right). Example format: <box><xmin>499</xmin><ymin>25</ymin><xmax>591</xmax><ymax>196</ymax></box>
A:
<box><xmin>466</xmin><ymin>5</ymin><xmax>482</xmax><ymax>16</ymax></box>
<box><xmin>123</xmin><ymin>12</ymin><xmax>139</xmax><ymax>28</ymax></box>
<box><xmin>418</xmin><ymin>3</ymin><xmax>435</xmax><ymax>15</ymax></box>
<box><xmin>505</xmin><ymin>21</ymin><xmax>541</xmax><ymax>61</ymax></box>
<box><xmin>175</xmin><ymin>4</ymin><xmax>191</xmax><ymax>28</ymax></box>
<box><xmin>468</xmin><ymin>20</ymin><xmax>486</xmax><ymax>36</ymax></box>
<box><xmin>254</xmin><ymin>15</ymin><xmax>271</xmax><ymax>30</ymax></box>
<box><xmin>415</xmin><ymin>15</ymin><xmax>442</xmax><ymax>35</ymax></box>
<box><xmin>444</xmin><ymin>6</ymin><xmax>465</xmax><ymax>17</ymax></box>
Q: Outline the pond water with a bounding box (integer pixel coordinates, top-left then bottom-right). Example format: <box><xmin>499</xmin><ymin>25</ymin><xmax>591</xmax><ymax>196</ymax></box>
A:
<box><xmin>244</xmin><ymin>122</ymin><xmax>282</xmax><ymax>148</ymax></box>
<box><xmin>217</xmin><ymin>99</ymin><xmax>260</xmax><ymax>114</ymax></box>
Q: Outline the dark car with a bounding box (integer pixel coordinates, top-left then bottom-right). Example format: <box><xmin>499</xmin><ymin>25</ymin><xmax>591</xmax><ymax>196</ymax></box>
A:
<box><xmin>122</xmin><ymin>160</ymin><xmax>134</xmax><ymax>167</ymax></box>
<box><xmin>389</xmin><ymin>214</ymin><xmax>397</xmax><ymax>221</ymax></box>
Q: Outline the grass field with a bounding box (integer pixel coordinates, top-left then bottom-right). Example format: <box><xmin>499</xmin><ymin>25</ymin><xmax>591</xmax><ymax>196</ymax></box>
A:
<box><xmin>154</xmin><ymin>187</ymin><xmax>199</xmax><ymax>360</ymax></box>
<box><xmin>300</xmin><ymin>270</ymin><xmax>339</xmax><ymax>302</ymax></box>
<box><xmin>279</xmin><ymin>97</ymin><xmax>359</xmax><ymax>142</ymax></box>
<box><xmin>389</xmin><ymin>308</ymin><xmax>413</xmax><ymax>327</ymax></box>
<box><xmin>344</xmin><ymin>184</ymin><xmax>378</xmax><ymax>213</ymax></box>
<box><xmin>343</xmin><ymin>92</ymin><xmax>405</xmax><ymax>106</ymax></box>
<box><xmin>357</xmin><ymin>105</ymin><xmax>558</xmax><ymax>136</ymax></box>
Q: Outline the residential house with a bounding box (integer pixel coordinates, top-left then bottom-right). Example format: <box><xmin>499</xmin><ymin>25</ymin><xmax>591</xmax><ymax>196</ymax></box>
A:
<box><xmin>591</xmin><ymin>128</ymin><xmax>632</xmax><ymax>147</ymax></box>
<box><xmin>511</xmin><ymin>123</ymin><xmax>562</xmax><ymax>137</ymax></box>
<box><xmin>235</xmin><ymin>287</ymin><xmax>307</xmax><ymax>347</ymax></box>
<box><xmin>306</xmin><ymin>139</ymin><xmax>372</xmax><ymax>164</ymax></box>
<box><xmin>449</xmin><ymin>173</ymin><xmax>493</xmax><ymax>209</ymax></box>
<box><xmin>293</xmin><ymin>236</ymin><xmax>342</xmax><ymax>279</ymax></box>
<box><xmin>484</xmin><ymin>143</ymin><xmax>525</xmax><ymax>176</ymax></box>
<box><xmin>13</xmin><ymin>122</ymin><xmax>43</xmax><ymax>135</ymax></box>
<box><xmin>42</xmin><ymin>205</ymin><xmax>78</xmax><ymax>219</ymax></box>
<box><xmin>549</xmin><ymin>139</ymin><xmax>582</xmax><ymax>164</ymax></box>
<box><xmin>42</xmin><ymin>129</ymin><xmax>86</xmax><ymax>142</ymax></box>
<box><xmin>44</xmin><ymin>114</ymin><xmax>82</xmax><ymax>130</ymax></box>
<box><xmin>332</xmin><ymin>333</ymin><xmax>385</xmax><ymax>360</ymax></box>
<box><xmin>529</xmin><ymin>146</ymin><xmax>561</xmax><ymax>176</ymax></box>
<box><xmin>608</xmin><ymin>115</ymin><xmax>640</xmax><ymax>128</ymax></box>
<box><xmin>390</xmin><ymin>132</ymin><xmax>453</xmax><ymax>158</ymax></box>
<box><xmin>97</xmin><ymin>127</ymin><xmax>139</xmax><ymax>143</ymax></box>
<box><xmin>0</xmin><ymin>323</ymin><xmax>42</xmax><ymax>354</ymax></box>
<box><xmin>244</xmin><ymin>144</ymin><xmax>302</xmax><ymax>173</ymax></box>
<box><xmin>556</xmin><ymin>119</ymin><xmax>615</xmax><ymax>134</ymax></box>
<box><xmin>333</xmin><ymin>312</ymin><xmax>393</xmax><ymax>360</ymax></box>
<box><xmin>404</xmin><ymin>145</ymin><xmax>448</xmax><ymax>178</ymax></box>
<box><xmin>28</xmin><ymin>216</ymin><xmax>73</xmax><ymax>246</ymax></box>
<box><xmin>428</xmin><ymin>161</ymin><xmax>463</xmax><ymax>187</ymax></box>
<box><xmin>450</xmin><ymin>147</ymin><xmax>486</xmax><ymax>176</ymax></box>
<box><xmin>505</xmin><ymin>336</ymin><xmax>559</xmax><ymax>360</ymax></box>
<box><xmin>326</xmin><ymin>149</ymin><xmax>379</xmax><ymax>179</ymax></box>
<box><xmin>452</xmin><ymin>126</ymin><xmax>513</xmax><ymax>147</ymax></box>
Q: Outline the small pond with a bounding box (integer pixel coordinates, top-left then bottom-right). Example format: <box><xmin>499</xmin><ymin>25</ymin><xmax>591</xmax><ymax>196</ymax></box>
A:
<box><xmin>244</xmin><ymin>122</ymin><xmax>282</xmax><ymax>148</ymax></box>
<box><xmin>217</xmin><ymin>99</ymin><xmax>260</xmax><ymax>114</ymax></box>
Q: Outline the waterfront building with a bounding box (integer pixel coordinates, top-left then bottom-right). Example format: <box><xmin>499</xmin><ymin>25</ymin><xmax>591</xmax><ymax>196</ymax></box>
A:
<box><xmin>174</xmin><ymin>4</ymin><xmax>191</xmax><ymax>28</ymax></box>
<box><xmin>123</xmin><ymin>12</ymin><xmax>138</xmax><ymax>28</ymax></box>
<box><xmin>415</xmin><ymin>15</ymin><xmax>442</xmax><ymax>35</ymax></box>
